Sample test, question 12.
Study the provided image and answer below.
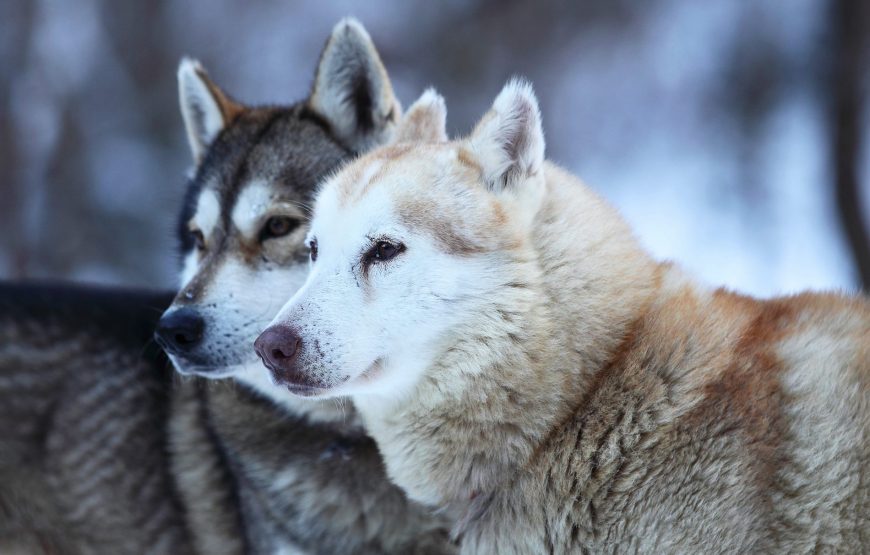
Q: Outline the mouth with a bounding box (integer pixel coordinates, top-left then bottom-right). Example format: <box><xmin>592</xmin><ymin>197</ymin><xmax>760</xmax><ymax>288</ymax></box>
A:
<box><xmin>277</xmin><ymin>358</ymin><xmax>384</xmax><ymax>398</ymax></box>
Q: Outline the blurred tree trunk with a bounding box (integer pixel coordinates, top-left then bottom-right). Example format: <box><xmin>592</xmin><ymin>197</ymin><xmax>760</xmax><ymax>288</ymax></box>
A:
<box><xmin>0</xmin><ymin>2</ymin><xmax>35</xmax><ymax>278</ymax></box>
<box><xmin>830</xmin><ymin>0</ymin><xmax>870</xmax><ymax>291</ymax></box>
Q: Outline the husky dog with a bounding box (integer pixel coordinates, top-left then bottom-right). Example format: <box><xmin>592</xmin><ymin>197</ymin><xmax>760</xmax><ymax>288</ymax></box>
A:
<box><xmin>256</xmin><ymin>83</ymin><xmax>870</xmax><ymax>553</ymax></box>
<box><xmin>157</xmin><ymin>19</ymin><xmax>452</xmax><ymax>555</ymax></box>
<box><xmin>0</xmin><ymin>283</ymin><xmax>193</xmax><ymax>554</ymax></box>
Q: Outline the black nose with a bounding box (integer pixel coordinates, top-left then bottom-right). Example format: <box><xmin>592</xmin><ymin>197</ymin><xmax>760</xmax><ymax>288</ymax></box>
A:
<box><xmin>154</xmin><ymin>308</ymin><xmax>205</xmax><ymax>355</ymax></box>
<box><xmin>254</xmin><ymin>325</ymin><xmax>311</xmax><ymax>389</ymax></box>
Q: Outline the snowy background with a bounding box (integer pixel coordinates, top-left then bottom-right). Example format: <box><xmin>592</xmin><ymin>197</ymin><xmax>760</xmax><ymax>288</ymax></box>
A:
<box><xmin>2</xmin><ymin>0</ymin><xmax>868</xmax><ymax>297</ymax></box>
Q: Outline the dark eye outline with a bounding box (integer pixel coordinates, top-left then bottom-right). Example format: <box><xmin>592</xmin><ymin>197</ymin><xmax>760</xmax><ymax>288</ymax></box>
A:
<box><xmin>191</xmin><ymin>229</ymin><xmax>206</xmax><ymax>252</ymax></box>
<box><xmin>259</xmin><ymin>216</ymin><xmax>300</xmax><ymax>242</ymax></box>
<box><xmin>309</xmin><ymin>238</ymin><xmax>318</xmax><ymax>262</ymax></box>
<box><xmin>364</xmin><ymin>240</ymin><xmax>405</xmax><ymax>267</ymax></box>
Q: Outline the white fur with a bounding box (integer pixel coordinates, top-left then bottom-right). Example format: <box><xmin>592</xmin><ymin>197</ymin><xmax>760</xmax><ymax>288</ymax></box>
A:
<box><xmin>270</xmin><ymin>174</ymin><xmax>486</xmax><ymax>405</ymax></box>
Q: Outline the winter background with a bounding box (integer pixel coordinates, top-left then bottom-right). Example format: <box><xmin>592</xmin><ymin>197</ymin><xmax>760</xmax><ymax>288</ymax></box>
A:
<box><xmin>1</xmin><ymin>0</ymin><xmax>868</xmax><ymax>297</ymax></box>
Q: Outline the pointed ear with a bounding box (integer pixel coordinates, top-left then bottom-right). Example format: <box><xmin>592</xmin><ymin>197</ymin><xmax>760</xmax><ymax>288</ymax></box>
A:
<box><xmin>308</xmin><ymin>18</ymin><xmax>401</xmax><ymax>153</ymax></box>
<box><xmin>177</xmin><ymin>58</ymin><xmax>244</xmax><ymax>163</ymax></box>
<box><xmin>467</xmin><ymin>79</ymin><xmax>545</xmax><ymax>192</ymax></box>
<box><xmin>391</xmin><ymin>88</ymin><xmax>447</xmax><ymax>145</ymax></box>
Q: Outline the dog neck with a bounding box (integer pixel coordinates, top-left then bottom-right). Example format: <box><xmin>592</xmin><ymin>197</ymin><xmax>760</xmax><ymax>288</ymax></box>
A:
<box><xmin>355</xmin><ymin>163</ymin><xmax>660</xmax><ymax>514</ymax></box>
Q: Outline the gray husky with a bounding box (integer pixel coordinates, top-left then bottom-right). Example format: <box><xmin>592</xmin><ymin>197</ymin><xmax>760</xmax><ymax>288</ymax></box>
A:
<box><xmin>0</xmin><ymin>19</ymin><xmax>452</xmax><ymax>555</ymax></box>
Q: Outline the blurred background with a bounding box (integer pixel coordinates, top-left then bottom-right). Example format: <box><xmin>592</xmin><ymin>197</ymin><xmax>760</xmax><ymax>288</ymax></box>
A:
<box><xmin>1</xmin><ymin>0</ymin><xmax>868</xmax><ymax>297</ymax></box>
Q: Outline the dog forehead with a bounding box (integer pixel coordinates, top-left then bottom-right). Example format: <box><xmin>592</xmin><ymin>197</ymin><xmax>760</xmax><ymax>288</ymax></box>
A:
<box><xmin>332</xmin><ymin>157</ymin><xmax>386</xmax><ymax>207</ymax></box>
<box><xmin>315</xmin><ymin>179</ymin><xmax>396</xmax><ymax>240</ymax></box>
<box><xmin>331</xmin><ymin>145</ymin><xmax>455</xmax><ymax>207</ymax></box>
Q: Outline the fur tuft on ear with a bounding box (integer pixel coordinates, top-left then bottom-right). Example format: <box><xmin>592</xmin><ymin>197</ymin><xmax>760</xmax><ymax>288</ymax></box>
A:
<box><xmin>467</xmin><ymin>78</ymin><xmax>545</xmax><ymax>192</ymax></box>
<box><xmin>177</xmin><ymin>58</ymin><xmax>244</xmax><ymax>163</ymax></box>
<box><xmin>391</xmin><ymin>88</ymin><xmax>447</xmax><ymax>145</ymax></box>
<box><xmin>308</xmin><ymin>18</ymin><xmax>401</xmax><ymax>153</ymax></box>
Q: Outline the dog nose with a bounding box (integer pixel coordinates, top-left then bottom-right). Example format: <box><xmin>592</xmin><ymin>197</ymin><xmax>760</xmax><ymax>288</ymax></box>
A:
<box><xmin>254</xmin><ymin>325</ymin><xmax>307</xmax><ymax>386</ymax></box>
<box><xmin>154</xmin><ymin>308</ymin><xmax>205</xmax><ymax>355</ymax></box>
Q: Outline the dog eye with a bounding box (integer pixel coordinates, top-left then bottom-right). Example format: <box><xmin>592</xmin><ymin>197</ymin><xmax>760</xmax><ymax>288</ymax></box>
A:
<box><xmin>260</xmin><ymin>216</ymin><xmax>299</xmax><ymax>241</ymax></box>
<box><xmin>191</xmin><ymin>229</ymin><xmax>206</xmax><ymax>251</ymax></box>
<box><xmin>309</xmin><ymin>239</ymin><xmax>318</xmax><ymax>262</ymax></box>
<box><xmin>366</xmin><ymin>240</ymin><xmax>404</xmax><ymax>264</ymax></box>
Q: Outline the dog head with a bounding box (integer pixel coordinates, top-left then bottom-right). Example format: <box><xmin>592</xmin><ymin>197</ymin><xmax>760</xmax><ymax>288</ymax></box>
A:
<box><xmin>155</xmin><ymin>19</ymin><xmax>400</xmax><ymax>398</ymax></box>
<box><xmin>256</xmin><ymin>81</ymin><xmax>547</xmax><ymax>403</ymax></box>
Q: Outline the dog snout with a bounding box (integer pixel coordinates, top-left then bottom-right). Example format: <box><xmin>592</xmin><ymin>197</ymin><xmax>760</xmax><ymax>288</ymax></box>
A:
<box><xmin>154</xmin><ymin>307</ymin><xmax>205</xmax><ymax>355</ymax></box>
<box><xmin>254</xmin><ymin>325</ymin><xmax>318</xmax><ymax>391</ymax></box>
<box><xmin>255</xmin><ymin>325</ymin><xmax>301</xmax><ymax>366</ymax></box>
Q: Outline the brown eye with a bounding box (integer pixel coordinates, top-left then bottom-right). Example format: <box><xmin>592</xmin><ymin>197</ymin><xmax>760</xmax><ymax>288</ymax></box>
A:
<box><xmin>260</xmin><ymin>216</ymin><xmax>299</xmax><ymax>241</ymax></box>
<box><xmin>309</xmin><ymin>239</ymin><xmax>318</xmax><ymax>262</ymax></box>
<box><xmin>367</xmin><ymin>240</ymin><xmax>404</xmax><ymax>264</ymax></box>
<box><xmin>191</xmin><ymin>229</ymin><xmax>206</xmax><ymax>251</ymax></box>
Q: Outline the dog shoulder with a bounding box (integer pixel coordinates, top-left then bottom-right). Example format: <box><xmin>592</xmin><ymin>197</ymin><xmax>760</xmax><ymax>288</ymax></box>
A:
<box><xmin>512</xmin><ymin>278</ymin><xmax>869</xmax><ymax>550</ymax></box>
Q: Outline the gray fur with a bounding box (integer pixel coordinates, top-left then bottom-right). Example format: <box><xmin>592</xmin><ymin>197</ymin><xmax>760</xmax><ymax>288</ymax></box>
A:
<box><xmin>0</xmin><ymin>284</ymin><xmax>194</xmax><ymax>554</ymax></box>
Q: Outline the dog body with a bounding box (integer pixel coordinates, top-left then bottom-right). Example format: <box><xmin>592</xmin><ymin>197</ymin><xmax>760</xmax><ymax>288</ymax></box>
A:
<box><xmin>260</xmin><ymin>84</ymin><xmax>870</xmax><ymax>552</ymax></box>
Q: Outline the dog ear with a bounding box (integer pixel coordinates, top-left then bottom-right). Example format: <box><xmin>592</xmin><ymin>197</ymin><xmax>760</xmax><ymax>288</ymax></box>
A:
<box><xmin>467</xmin><ymin>79</ymin><xmax>545</xmax><ymax>192</ymax></box>
<box><xmin>308</xmin><ymin>18</ymin><xmax>401</xmax><ymax>153</ymax></box>
<box><xmin>178</xmin><ymin>58</ymin><xmax>244</xmax><ymax>163</ymax></box>
<box><xmin>391</xmin><ymin>88</ymin><xmax>447</xmax><ymax>145</ymax></box>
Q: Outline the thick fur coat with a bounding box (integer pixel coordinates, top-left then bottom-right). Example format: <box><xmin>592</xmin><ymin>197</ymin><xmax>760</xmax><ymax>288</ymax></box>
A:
<box><xmin>260</xmin><ymin>82</ymin><xmax>870</xmax><ymax>553</ymax></box>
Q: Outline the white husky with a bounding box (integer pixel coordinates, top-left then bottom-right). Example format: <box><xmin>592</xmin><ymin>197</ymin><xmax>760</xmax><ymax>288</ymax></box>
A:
<box><xmin>256</xmin><ymin>83</ymin><xmax>870</xmax><ymax>553</ymax></box>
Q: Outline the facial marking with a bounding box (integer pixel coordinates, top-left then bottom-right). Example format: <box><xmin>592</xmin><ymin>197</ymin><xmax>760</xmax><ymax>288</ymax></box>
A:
<box><xmin>192</xmin><ymin>189</ymin><xmax>221</xmax><ymax>240</ymax></box>
<box><xmin>179</xmin><ymin>251</ymin><xmax>198</xmax><ymax>288</ymax></box>
<box><xmin>231</xmin><ymin>180</ymin><xmax>273</xmax><ymax>238</ymax></box>
<box><xmin>397</xmin><ymin>196</ymin><xmax>485</xmax><ymax>256</ymax></box>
